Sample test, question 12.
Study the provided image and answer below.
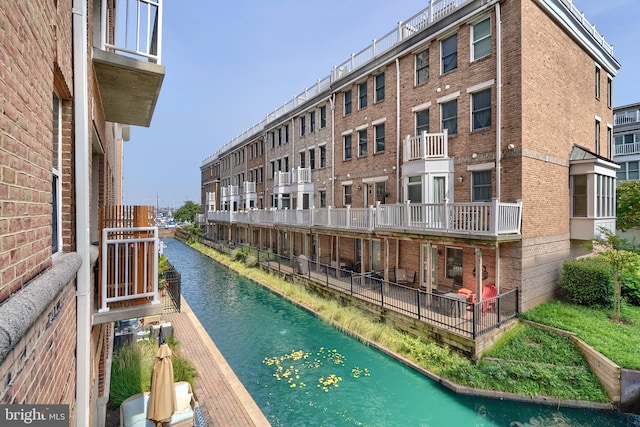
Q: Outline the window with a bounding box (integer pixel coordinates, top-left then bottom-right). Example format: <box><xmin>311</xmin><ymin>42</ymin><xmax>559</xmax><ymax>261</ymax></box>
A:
<box><xmin>472</xmin><ymin>170</ymin><xmax>492</xmax><ymax>202</ymax></box>
<box><xmin>300</xmin><ymin>151</ymin><xmax>305</xmax><ymax>168</ymax></box>
<box><xmin>375</xmin><ymin>182</ymin><xmax>386</xmax><ymax>203</ymax></box>
<box><xmin>441</xmin><ymin>99</ymin><xmax>458</xmax><ymax>135</ymax></box>
<box><xmin>415</xmin><ymin>49</ymin><xmax>429</xmax><ymax>85</ymax></box>
<box><xmin>52</xmin><ymin>93</ymin><xmax>62</xmax><ymax>254</ymax></box>
<box><xmin>441</xmin><ymin>34</ymin><xmax>457</xmax><ymax>73</ymax></box>
<box><xmin>344</xmin><ymin>90</ymin><xmax>352</xmax><ymax>115</ymax></box>
<box><xmin>270</xmin><ymin>131</ymin><xmax>275</xmax><ymax>148</ymax></box>
<box><xmin>358</xmin><ymin>81</ymin><xmax>367</xmax><ymax>109</ymax></box>
<box><xmin>375</xmin><ymin>123</ymin><xmax>385</xmax><ymax>153</ymax></box>
<box><xmin>320</xmin><ymin>190</ymin><xmax>326</xmax><ymax>208</ymax></box>
<box><xmin>284</xmin><ymin>156</ymin><xmax>289</xmax><ymax>172</ymax></box>
<box><xmin>595</xmin><ymin>119</ymin><xmax>601</xmax><ymax>155</ymax></box>
<box><xmin>344</xmin><ymin>134</ymin><xmax>352</xmax><ymax>160</ymax></box>
<box><xmin>309</xmin><ymin>149</ymin><xmax>315</xmax><ymax>169</ymax></box>
<box><xmin>358</xmin><ymin>129</ymin><xmax>368</xmax><ymax>157</ymax></box>
<box><xmin>300</xmin><ymin>116</ymin><xmax>306</xmax><ymax>136</ymax></box>
<box><xmin>319</xmin><ymin>145</ymin><xmax>326</xmax><ymax>168</ymax></box>
<box><xmin>573</xmin><ymin>175</ymin><xmax>588</xmax><ymax>217</ymax></box>
<box><xmin>445</xmin><ymin>247</ymin><xmax>463</xmax><ymax>286</ymax></box>
<box><xmin>596</xmin><ymin>175</ymin><xmax>615</xmax><ymax>217</ymax></box>
<box><xmin>343</xmin><ymin>185</ymin><xmax>352</xmax><ymax>206</ymax></box>
<box><xmin>285</xmin><ymin>124</ymin><xmax>290</xmax><ymax>143</ymax></box>
<box><xmin>607</xmin><ymin>126</ymin><xmax>612</xmax><ymax>158</ymax></box>
<box><xmin>607</xmin><ymin>77</ymin><xmax>612</xmax><ymax>108</ymax></box>
<box><xmin>320</xmin><ymin>106</ymin><xmax>327</xmax><ymax>128</ymax></box>
<box><xmin>310</xmin><ymin>111</ymin><xmax>316</xmax><ymax>132</ymax></box>
<box><xmin>375</xmin><ymin>73</ymin><xmax>385</xmax><ymax>102</ymax></box>
<box><xmin>595</xmin><ymin>66</ymin><xmax>601</xmax><ymax>99</ymax></box>
<box><xmin>278</xmin><ymin>128</ymin><xmax>282</xmax><ymax>145</ymax></box>
<box><xmin>617</xmin><ymin>162</ymin><xmax>627</xmax><ymax>181</ymax></box>
<box><xmin>407</xmin><ymin>175</ymin><xmax>422</xmax><ymax>203</ymax></box>
<box><xmin>472</xmin><ymin>18</ymin><xmax>491</xmax><ymax>60</ymax></box>
<box><xmin>472</xmin><ymin>89</ymin><xmax>491</xmax><ymax>130</ymax></box>
<box><xmin>416</xmin><ymin>109</ymin><xmax>429</xmax><ymax>135</ymax></box>
<box><xmin>270</xmin><ymin>161</ymin><xmax>275</xmax><ymax>178</ymax></box>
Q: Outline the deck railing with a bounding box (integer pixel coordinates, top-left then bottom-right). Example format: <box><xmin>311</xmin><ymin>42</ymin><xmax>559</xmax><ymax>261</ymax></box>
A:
<box><xmin>404</xmin><ymin>131</ymin><xmax>448</xmax><ymax>160</ymax></box>
<box><xmin>98</xmin><ymin>205</ymin><xmax>160</xmax><ymax>312</ymax></box>
<box><xmin>614</xmin><ymin>110</ymin><xmax>640</xmax><ymax>126</ymax></box>
<box><xmin>209</xmin><ymin>199</ymin><xmax>523</xmax><ymax>236</ymax></box>
<box><xmin>614</xmin><ymin>142</ymin><xmax>640</xmax><ymax>156</ymax></box>
<box><xmin>101</xmin><ymin>0</ymin><xmax>163</xmax><ymax>64</ymax></box>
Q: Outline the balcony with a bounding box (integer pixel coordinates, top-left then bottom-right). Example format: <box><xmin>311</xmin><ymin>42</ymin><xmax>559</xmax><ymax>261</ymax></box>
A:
<box><xmin>403</xmin><ymin>131</ymin><xmax>448</xmax><ymax>161</ymax></box>
<box><xmin>93</xmin><ymin>206</ymin><xmax>162</xmax><ymax>325</ymax></box>
<box><xmin>93</xmin><ymin>0</ymin><xmax>165</xmax><ymax>127</ymax></box>
<box><xmin>614</xmin><ymin>109</ymin><xmax>640</xmax><ymax>126</ymax></box>
<box><xmin>614</xmin><ymin>142</ymin><xmax>640</xmax><ymax>156</ymax></box>
<box><xmin>274</xmin><ymin>171</ymin><xmax>291</xmax><ymax>187</ymax></box>
<box><xmin>208</xmin><ymin>200</ymin><xmax>523</xmax><ymax>238</ymax></box>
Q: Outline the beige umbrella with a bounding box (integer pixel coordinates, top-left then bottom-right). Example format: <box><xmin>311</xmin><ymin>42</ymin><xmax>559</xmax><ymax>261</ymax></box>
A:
<box><xmin>148</xmin><ymin>332</ymin><xmax>177</xmax><ymax>426</ymax></box>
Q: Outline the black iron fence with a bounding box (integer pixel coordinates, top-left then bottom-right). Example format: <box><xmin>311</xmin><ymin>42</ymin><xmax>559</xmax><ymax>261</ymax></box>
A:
<box><xmin>163</xmin><ymin>267</ymin><xmax>181</xmax><ymax>313</ymax></box>
<box><xmin>195</xmin><ymin>236</ymin><xmax>518</xmax><ymax>339</ymax></box>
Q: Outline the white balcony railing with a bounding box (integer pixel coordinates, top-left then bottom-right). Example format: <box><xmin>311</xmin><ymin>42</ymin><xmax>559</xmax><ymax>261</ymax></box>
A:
<box><xmin>293</xmin><ymin>167</ymin><xmax>312</xmax><ymax>184</ymax></box>
<box><xmin>614</xmin><ymin>110</ymin><xmax>640</xmax><ymax>126</ymax></box>
<box><xmin>274</xmin><ymin>171</ymin><xmax>291</xmax><ymax>187</ymax></box>
<box><xmin>99</xmin><ymin>226</ymin><xmax>160</xmax><ymax>312</ymax></box>
<box><xmin>404</xmin><ymin>131</ymin><xmax>448</xmax><ymax>161</ymax></box>
<box><xmin>243</xmin><ymin>181</ymin><xmax>256</xmax><ymax>194</ymax></box>
<box><xmin>101</xmin><ymin>0</ymin><xmax>163</xmax><ymax>64</ymax></box>
<box><xmin>614</xmin><ymin>142</ymin><xmax>640</xmax><ymax>156</ymax></box>
<box><xmin>208</xmin><ymin>200</ymin><xmax>523</xmax><ymax>236</ymax></box>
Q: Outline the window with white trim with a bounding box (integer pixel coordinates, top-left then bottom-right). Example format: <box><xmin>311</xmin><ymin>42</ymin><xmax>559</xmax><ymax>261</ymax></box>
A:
<box><xmin>607</xmin><ymin>77</ymin><xmax>612</xmax><ymax>108</ymax></box>
<box><xmin>358</xmin><ymin>129</ymin><xmax>367</xmax><ymax>157</ymax></box>
<box><xmin>310</xmin><ymin>111</ymin><xmax>316</xmax><ymax>132</ymax></box>
<box><xmin>343</xmin><ymin>185</ymin><xmax>352</xmax><ymax>206</ymax></box>
<box><xmin>358</xmin><ymin>81</ymin><xmax>367</xmax><ymax>109</ymax></box>
<box><xmin>595</xmin><ymin>66</ymin><xmax>601</xmax><ymax>99</ymax></box>
<box><xmin>309</xmin><ymin>148</ymin><xmax>315</xmax><ymax>169</ymax></box>
<box><xmin>344</xmin><ymin>134</ymin><xmax>352</xmax><ymax>160</ymax></box>
<box><xmin>319</xmin><ymin>145</ymin><xmax>326</xmax><ymax>168</ymax></box>
<box><xmin>416</xmin><ymin>109</ymin><xmax>429</xmax><ymax>135</ymax></box>
<box><xmin>441</xmin><ymin>99</ymin><xmax>458</xmax><ymax>135</ymax></box>
<box><xmin>344</xmin><ymin>90</ymin><xmax>352</xmax><ymax>115</ymax></box>
<box><xmin>472</xmin><ymin>18</ymin><xmax>491</xmax><ymax>60</ymax></box>
<box><xmin>472</xmin><ymin>170</ymin><xmax>492</xmax><ymax>202</ymax></box>
<box><xmin>374</xmin><ymin>123</ymin><xmax>385</xmax><ymax>153</ymax></box>
<box><xmin>415</xmin><ymin>49</ymin><xmax>429</xmax><ymax>85</ymax></box>
<box><xmin>595</xmin><ymin>119</ymin><xmax>601</xmax><ymax>155</ymax></box>
<box><xmin>441</xmin><ymin>34</ymin><xmax>457</xmax><ymax>73</ymax></box>
<box><xmin>320</xmin><ymin>106</ymin><xmax>327</xmax><ymax>128</ymax></box>
<box><xmin>52</xmin><ymin>93</ymin><xmax>62</xmax><ymax>254</ymax></box>
<box><xmin>299</xmin><ymin>151</ymin><xmax>305</xmax><ymax>168</ymax></box>
<box><xmin>375</xmin><ymin>73</ymin><xmax>385</xmax><ymax>102</ymax></box>
<box><xmin>471</xmin><ymin>89</ymin><xmax>491</xmax><ymax>130</ymax></box>
<box><xmin>300</xmin><ymin>116</ymin><xmax>306</xmax><ymax>136</ymax></box>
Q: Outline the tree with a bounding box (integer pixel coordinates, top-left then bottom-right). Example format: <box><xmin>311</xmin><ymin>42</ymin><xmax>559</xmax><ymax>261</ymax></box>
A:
<box><xmin>617</xmin><ymin>181</ymin><xmax>640</xmax><ymax>231</ymax></box>
<box><xmin>174</xmin><ymin>200</ymin><xmax>201</xmax><ymax>223</ymax></box>
<box><xmin>591</xmin><ymin>228</ymin><xmax>640</xmax><ymax>323</ymax></box>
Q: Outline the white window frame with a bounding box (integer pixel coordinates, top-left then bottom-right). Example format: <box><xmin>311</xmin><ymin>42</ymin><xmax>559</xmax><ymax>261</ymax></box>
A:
<box><xmin>358</xmin><ymin>81</ymin><xmax>367</xmax><ymax>110</ymax></box>
<box><xmin>374</xmin><ymin>72</ymin><xmax>385</xmax><ymax>102</ymax></box>
<box><xmin>471</xmin><ymin>17</ymin><xmax>491</xmax><ymax>61</ymax></box>
<box><xmin>441</xmin><ymin>33</ymin><xmax>458</xmax><ymax>74</ymax></box>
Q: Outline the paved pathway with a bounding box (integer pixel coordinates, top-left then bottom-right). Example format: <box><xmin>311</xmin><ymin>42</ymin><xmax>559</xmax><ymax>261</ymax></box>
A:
<box><xmin>163</xmin><ymin>298</ymin><xmax>270</xmax><ymax>427</ymax></box>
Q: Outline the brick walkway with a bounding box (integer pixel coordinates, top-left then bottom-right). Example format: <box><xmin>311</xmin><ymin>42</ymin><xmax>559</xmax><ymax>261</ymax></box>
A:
<box><xmin>163</xmin><ymin>298</ymin><xmax>270</xmax><ymax>427</ymax></box>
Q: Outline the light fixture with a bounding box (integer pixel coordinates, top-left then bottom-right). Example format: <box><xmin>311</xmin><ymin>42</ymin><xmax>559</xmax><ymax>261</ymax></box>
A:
<box><xmin>507</xmin><ymin>143</ymin><xmax>515</xmax><ymax>150</ymax></box>
<box><xmin>471</xmin><ymin>153</ymin><xmax>478</xmax><ymax>159</ymax></box>
<box><xmin>357</xmin><ymin>185</ymin><xmax>362</xmax><ymax>191</ymax></box>
<box><xmin>457</xmin><ymin>176</ymin><xmax>464</xmax><ymax>183</ymax></box>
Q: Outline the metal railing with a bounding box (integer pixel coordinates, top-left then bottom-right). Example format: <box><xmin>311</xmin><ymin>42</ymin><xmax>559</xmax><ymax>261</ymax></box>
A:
<box><xmin>196</xmin><ymin>236</ymin><xmax>518</xmax><ymax>339</ymax></box>
<box><xmin>100</xmin><ymin>0</ymin><xmax>163</xmax><ymax>64</ymax></box>
<box><xmin>614</xmin><ymin>142</ymin><xmax>640</xmax><ymax>156</ymax></box>
<box><xmin>99</xmin><ymin>226</ymin><xmax>160</xmax><ymax>312</ymax></box>
<box><xmin>614</xmin><ymin>110</ymin><xmax>640</xmax><ymax>126</ymax></box>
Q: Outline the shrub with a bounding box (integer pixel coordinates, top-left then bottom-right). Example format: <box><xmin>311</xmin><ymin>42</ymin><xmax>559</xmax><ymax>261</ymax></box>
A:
<box><xmin>230</xmin><ymin>248</ymin><xmax>244</xmax><ymax>262</ymax></box>
<box><xmin>622</xmin><ymin>270</ymin><xmax>640</xmax><ymax>306</ymax></box>
<box><xmin>560</xmin><ymin>259</ymin><xmax>613</xmax><ymax>307</ymax></box>
<box><xmin>245</xmin><ymin>254</ymin><xmax>258</xmax><ymax>268</ymax></box>
<box><xmin>108</xmin><ymin>340</ymin><xmax>156</xmax><ymax>408</ymax></box>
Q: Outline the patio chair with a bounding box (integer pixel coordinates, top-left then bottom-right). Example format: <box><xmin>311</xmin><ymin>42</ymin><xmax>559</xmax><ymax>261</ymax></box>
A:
<box><xmin>481</xmin><ymin>284</ymin><xmax>497</xmax><ymax>313</ymax></box>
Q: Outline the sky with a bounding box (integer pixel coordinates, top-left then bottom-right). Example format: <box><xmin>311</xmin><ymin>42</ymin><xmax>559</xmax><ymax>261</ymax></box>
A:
<box><xmin>122</xmin><ymin>0</ymin><xmax>640</xmax><ymax>208</ymax></box>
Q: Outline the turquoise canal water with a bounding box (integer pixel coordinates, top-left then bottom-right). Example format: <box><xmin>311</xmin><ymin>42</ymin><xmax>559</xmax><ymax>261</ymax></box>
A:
<box><xmin>164</xmin><ymin>239</ymin><xmax>639</xmax><ymax>426</ymax></box>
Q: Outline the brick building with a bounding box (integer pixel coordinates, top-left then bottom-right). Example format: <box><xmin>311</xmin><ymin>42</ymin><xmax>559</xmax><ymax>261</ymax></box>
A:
<box><xmin>0</xmin><ymin>1</ymin><xmax>165</xmax><ymax>426</ymax></box>
<box><xmin>202</xmin><ymin>0</ymin><xmax>620</xmax><ymax>322</ymax></box>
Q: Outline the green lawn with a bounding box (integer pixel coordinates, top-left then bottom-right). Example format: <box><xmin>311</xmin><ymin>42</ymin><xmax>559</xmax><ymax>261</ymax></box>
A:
<box><xmin>520</xmin><ymin>300</ymin><xmax>640</xmax><ymax>370</ymax></box>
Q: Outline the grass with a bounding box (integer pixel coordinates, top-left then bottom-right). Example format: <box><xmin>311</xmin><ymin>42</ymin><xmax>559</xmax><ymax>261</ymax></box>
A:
<box><xmin>108</xmin><ymin>335</ymin><xmax>198</xmax><ymax>408</ymax></box>
<box><xmin>188</xmin><ymin>241</ymin><xmax>612</xmax><ymax>403</ymax></box>
<box><xmin>520</xmin><ymin>299</ymin><xmax>640</xmax><ymax>370</ymax></box>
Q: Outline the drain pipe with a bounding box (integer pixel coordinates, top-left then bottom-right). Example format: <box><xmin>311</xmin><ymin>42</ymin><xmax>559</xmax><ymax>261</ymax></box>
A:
<box><xmin>72</xmin><ymin>1</ymin><xmax>91</xmax><ymax>426</ymax></box>
<box><xmin>329</xmin><ymin>94</ymin><xmax>336</xmax><ymax>207</ymax></box>
<box><xmin>396</xmin><ymin>58</ymin><xmax>401</xmax><ymax>201</ymax></box>
<box><xmin>495</xmin><ymin>2</ymin><xmax>502</xmax><ymax>201</ymax></box>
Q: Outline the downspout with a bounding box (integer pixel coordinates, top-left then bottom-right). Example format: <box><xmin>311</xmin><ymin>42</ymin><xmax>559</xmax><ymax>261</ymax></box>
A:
<box><xmin>329</xmin><ymin>94</ymin><xmax>336</xmax><ymax>207</ymax></box>
<box><xmin>495</xmin><ymin>2</ymin><xmax>502</xmax><ymax>201</ymax></box>
<box><xmin>396</xmin><ymin>58</ymin><xmax>401</xmax><ymax>201</ymax></box>
<box><xmin>72</xmin><ymin>1</ymin><xmax>91</xmax><ymax>426</ymax></box>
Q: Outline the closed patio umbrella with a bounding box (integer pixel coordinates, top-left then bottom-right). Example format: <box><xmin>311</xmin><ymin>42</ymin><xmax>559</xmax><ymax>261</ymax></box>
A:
<box><xmin>148</xmin><ymin>328</ymin><xmax>177</xmax><ymax>426</ymax></box>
